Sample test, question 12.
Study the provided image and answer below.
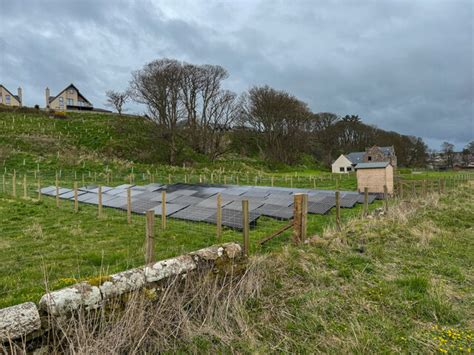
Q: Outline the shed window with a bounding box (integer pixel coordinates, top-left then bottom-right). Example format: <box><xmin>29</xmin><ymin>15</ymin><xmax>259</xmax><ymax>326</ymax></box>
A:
<box><xmin>347</xmin><ymin>167</ymin><xmax>352</xmax><ymax>172</ymax></box>
<box><xmin>368</xmin><ymin>156</ymin><xmax>372</xmax><ymax>161</ymax></box>
<box><xmin>5</xmin><ymin>95</ymin><xmax>10</xmax><ymax>104</ymax></box>
<box><xmin>339</xmin><ymin>167</ymin><xmax>345</xmax><ymax>172</ymax></box>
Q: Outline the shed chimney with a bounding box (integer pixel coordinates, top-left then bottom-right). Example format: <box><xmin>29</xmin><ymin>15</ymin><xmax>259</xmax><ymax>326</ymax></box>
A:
<box><xmin>45</xmin><ymin>87</ymin><xmax>50</xmax><ymax>109</ymax></box>
<box><xmin>17</xmin><ymin>87</ymin><xmax>22</xmax><ymax>106</ymax></box>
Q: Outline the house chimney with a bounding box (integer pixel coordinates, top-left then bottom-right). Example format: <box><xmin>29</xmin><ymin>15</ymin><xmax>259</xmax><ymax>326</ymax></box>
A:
<box><xmin>45</xmin><ymin>87</ymin><xmax>50</xmax><ymax>109</ymax></box>
<box><xmin>17</xmin><ymin>87</ymin><xmax>22</xmax><ymax>106</ymax></box>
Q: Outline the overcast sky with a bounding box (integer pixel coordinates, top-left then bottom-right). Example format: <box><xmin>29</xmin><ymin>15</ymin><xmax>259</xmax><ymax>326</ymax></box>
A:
<box><xmin>0</xmin><ymin>0</ymin><xmax>472</xmax><ymax>150</ymax></box>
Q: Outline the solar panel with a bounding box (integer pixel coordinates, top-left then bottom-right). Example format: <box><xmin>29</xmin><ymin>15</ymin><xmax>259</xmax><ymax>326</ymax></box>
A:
<box><xmin>151</xmin><ymin>203</ymin><xmax>189</xmax><ymax>216</ymax></box>
<box><xmin>204</xmin><ymin>209</ymin><xmax>260</xmax><ymax>230</ymax></box>
<box><xmin>223</xmin><ymin>187</ymin><xmax>249</xmax><ymax>196</ymax></box>
<box><xmin>340</xmin><ymin>195</ymin><xmax>359</xmax><ymax>208</ymax></box>
<box><xmin>254</xmin><ymin>204</ymin><xmax>294</xmax><ymax>220</ymax></box>
<box><xmin>264</xmin><ymin>195</ymin><xmax>294</xmax><ymax>207</ymax></box>
<box><xmin>39</xmin><ymin>186</ymin><xmax>57</xmax><ymax>194</ymax></box>
<box><xmin>149</xmin><ymin>191</ymin><xmax>181</xmax><ymax>202</ymax></box>
<box><xmin>307</xmin><ymin>202</ymin><xmax>333</xmax><ymax>215</ymax></box>
<box><xmin>141</xmin><ymin>183</ymin><xmax>164</xmax><ymax>191</ymax></box>
<box><xmin>59</xmin><ymin>190</ymin><xmax>87</xmax><ymax>199</ymax></box>
<box><xmin>242</xmin><ymin>189</ymin><xmax>270</xmax><ymax>198</ymax></box>
<box><xmin>101</xmin><ymin>196</ymin><xmax>128</xmax><ymax>208</ymax></box>
<box><xmin>81</xmin><ymin>186</ymin><xmax>113</xmax><ymax>194</ymax></box>
<box><xmin>127</xmin><ymin>200</ymin><xmax>162</xmax><ymax>214</ymax></box>
<box><xmin>171</xmin><ymin>206</ymin><xmax>217</xmax><ymax>222</ymax></box>
<box><xmin>224</xmin><ymin>200</ymin><xmax>264</xmax><ymax>211</ymax></box>
<box><xmin>76</xmin><ymin>192</ymin><xmax>98</xmax><ymax>203</ymax></box>
<box><xmin>173</xmin><ymin>189</ymin><xmax>199</xmax><ymax>196</ymax></box>
<box><xmin>171</xmin><ymin>195</ymin><xmax>205</xmax><ymax>206</ymax></box>
<box><xmin>114</xmin><ymin>184</ymin><xmax>135</xmax><ymax>189</ymax></box>
<box><xmin>42</xmin><ymin>187</ymin><xmax>71</xmax><ymax>197</ymax></box>
<box><xmin>195</xmin><ymin>196</ymin><xmax>232</xmax><ymax>209</ymax></box>
<box><xmin>114</xmin><ymin>189</ymin><xmax>145</xmax><ymax>197</ymax></box>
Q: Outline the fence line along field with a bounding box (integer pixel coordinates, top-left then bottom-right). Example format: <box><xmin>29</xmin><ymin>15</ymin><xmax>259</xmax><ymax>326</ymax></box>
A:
<box><xmin>1</xmin><ymin>164</ymin><xmax>472</xmax><ymax>308</ymax></box>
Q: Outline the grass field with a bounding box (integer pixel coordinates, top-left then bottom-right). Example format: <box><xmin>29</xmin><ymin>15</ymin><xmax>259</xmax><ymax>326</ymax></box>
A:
<box><xmin>21</xmin><ymin>180</ymin><xmax>473</xmax><ymax>354</ymax></box>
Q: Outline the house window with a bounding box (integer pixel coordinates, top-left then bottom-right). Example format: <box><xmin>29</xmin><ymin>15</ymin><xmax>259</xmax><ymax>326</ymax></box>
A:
<box><xmin>67</xmin><ymin>98</ymin><xmax>74</xmax><ymax>106</ymax></box>
<box><xmin>5</xmin><ymin>95</ymin><xmax>10</xmax><ymax>105</ymax></box>
<box><xmin>59</xmin><ymin>97</ymin><xmax>64</xmax><ymax>108</ymax></box>
<box><xmin>0</xmin><ymin>94</ymin><xmax>2</xmax><ymax>104</ymax></box>
<box><xmin>347</xmin><ymin>167</ymin><xmax>352</xmax><ymax>172</ymax></box>
<box><xmin>339</xmin><ymin>167</ymin><xmax>345</xmax><ymax>172</ymax></box>
<box><xmin>368</xmin><ymin>156</ymin><xmax>372</xmax><ymax>161</ymax></box>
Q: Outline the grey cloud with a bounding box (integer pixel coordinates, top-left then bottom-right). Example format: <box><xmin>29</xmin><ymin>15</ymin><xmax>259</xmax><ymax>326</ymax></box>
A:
<box><xmin>0</xmin><ymin>0</ymin><xmax>472</xmax><ymax>150</ymax></box>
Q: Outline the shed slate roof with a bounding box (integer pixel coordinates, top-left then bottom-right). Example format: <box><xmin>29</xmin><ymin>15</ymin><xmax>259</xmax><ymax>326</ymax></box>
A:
<box><xmin>355</xmin><ymin>162</ymin><xmax>390</xmax><ymax>169</ymax></box>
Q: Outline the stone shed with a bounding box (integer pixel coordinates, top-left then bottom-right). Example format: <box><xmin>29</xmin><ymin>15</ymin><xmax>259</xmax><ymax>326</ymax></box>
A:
<box><xmin>355</xmin><ymin>162</ymin><xmax>394</xmax><ymax>194</ymax></box>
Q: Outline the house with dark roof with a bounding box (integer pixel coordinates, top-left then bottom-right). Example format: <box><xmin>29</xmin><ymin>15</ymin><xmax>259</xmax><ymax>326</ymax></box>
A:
<box><xmin>0</xmin><ymin>84</ymin><xmax>22</xmax><ymax>107</ymax></box>
<box><xmin>332</xmin><ymin>146</ymin><xmax>396</xmax><ymax>173</ymax></box>
<box><xmin>45</xmin><ymin>84</ymin><xmax>93</xmax><ymax>111</ymax></box>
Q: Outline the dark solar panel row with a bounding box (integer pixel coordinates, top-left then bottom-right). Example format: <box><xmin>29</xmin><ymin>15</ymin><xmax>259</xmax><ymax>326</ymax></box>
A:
<box><xmin>40</xmin><ymin>183</ymin><xmax>377</xmax><ymax>229</ymax></box>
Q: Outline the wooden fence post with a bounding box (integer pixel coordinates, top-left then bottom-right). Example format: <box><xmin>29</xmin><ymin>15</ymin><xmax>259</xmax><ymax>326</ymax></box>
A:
<box><xmin>12</xmin><ymin>170</ymin><xmax>16</xmax><ymax>198</ymax></box>
<box><xmin>335</xmin><ymin>191</ymin><xmax>341</xmax><ymax>231</ymax></box>
<box><xmin>74</xmin><ymin>182</ymin><xmax>79</xmax><ymax>212</ymax></box>
<box><xmin>127</xmin><ymin>188</ymin><xmax>132</xmax><ymax>224</ymax></box>
<box><xmin>363</xmin><ymin>187</ymin><xmax>369</xmax><ymax>217</ymax></box>
<box><xmin>161</xmin><ymin>191</ymin><xmax>167</xmax><ymax>229</ymax></box>
<box><xmin>301</xmin><ymin>194</ymin><xmax>308</xmax><ymax>242</ymax></box>
<box><xmin>37</xmin><ymin>178</ymin><xmax>41</xmax><ymax>201</ymax></box>
<box><xmin>293</xmin><ymin>193</ymin><xmax>308</xmax><ymax>243</ymax></box>
<box><xmin>411</xmin><ymin>181</ymin><xmax>416</xmax><ymax>197</ymax></box>
<box><xmin>55</xmin><ymin>174</ymin><xmax>59</xmax><ymax>207</ymax></box>
<box><xmin>242</xmin><ymin>200</ymin><xmax>250</xmax><ymax>256</ymax></box>
<box><xmin>384</xmin><ymin>185</ymin><xmax>388</xmax><ymax>213</ymax></box>
<box><xmin>145</xmin><ymin>210</ymin><xmax>155</xmax><ymax>264</ymax></box>
<box><xmin>437</xmin><ymin>179</ymin><xmax>441</xmax><ymax>194</ymax></box>
<box><xmin>216</xmin><ymin>193</ymin><xmax>222</xmax><ymax>239</ymax></box>
<box><xmin>23</xmin><ymin>175</ymin><xmax>27</xmax><ymax>198</ymax></box>
<box><xmin>2</xmin><ymin>174</ymin><xmax>5</xmax><ymax>193</ymax></box>
<box><xmin>271</xmin><ymin>176</ymin><xmax>274</xmax><ymax>187</ymax></box>
<box><xmin>98</xmin><ymin>185</ymin><xmax>103</xmax><ymax>217</ymax></box>
<box><xmin>422</xmin><ymin>180</ymin><xmax>426</xmax><ymax>196</ymax></box>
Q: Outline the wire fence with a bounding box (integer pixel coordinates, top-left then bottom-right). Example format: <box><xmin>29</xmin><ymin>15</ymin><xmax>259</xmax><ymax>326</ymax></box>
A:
<box><xmin>1</xmin><ymin>168</ymin><xmax>473</xmax><ymax>308</ymax></box>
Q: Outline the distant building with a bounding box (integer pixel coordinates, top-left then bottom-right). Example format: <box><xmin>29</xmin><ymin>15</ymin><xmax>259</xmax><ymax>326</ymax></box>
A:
<box><xmin>0</xmin><ymin>85</ymin><xmax>22</xmax><ymax>107</ymax></box>
<box><xmin>332</xmin><ymin>146</ymin><xmax>396</xmax><ymax>173</ymax></box>
<box><xmin>45</xmin><ymin>84</ymin><xmax>93</xmax><ymax>111</ymax></box>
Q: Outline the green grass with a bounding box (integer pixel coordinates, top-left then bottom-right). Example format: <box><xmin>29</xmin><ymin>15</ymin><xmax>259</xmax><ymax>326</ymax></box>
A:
<box><xmin>0</xmin><ymin>182</ymin><xmax>384</xmax><ymax>308</ymax></box>
<box><xmin>173</xmin><ymin>183</ymin><xmax>473</xmax><ymax>353</ymax></box>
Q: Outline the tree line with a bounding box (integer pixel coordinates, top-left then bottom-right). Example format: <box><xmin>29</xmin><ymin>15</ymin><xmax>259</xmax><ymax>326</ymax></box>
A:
<box><xmin>106</xmin><ymin>58</ymin><xmax>428</xmax><ymax>167</ymax></box>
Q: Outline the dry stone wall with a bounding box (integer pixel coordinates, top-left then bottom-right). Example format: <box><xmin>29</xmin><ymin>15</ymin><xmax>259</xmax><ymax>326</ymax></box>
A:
<box><xmin>0</xmin><ymin>242</ymin><xmax>243</xmax><ymax>345</ymax></box>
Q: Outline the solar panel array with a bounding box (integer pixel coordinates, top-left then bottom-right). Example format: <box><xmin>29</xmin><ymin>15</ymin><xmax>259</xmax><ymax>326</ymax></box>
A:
<box><xmin>40</xmin><ymin>183</ymin><xmax>377</xmax><ymax>230</ymax></box>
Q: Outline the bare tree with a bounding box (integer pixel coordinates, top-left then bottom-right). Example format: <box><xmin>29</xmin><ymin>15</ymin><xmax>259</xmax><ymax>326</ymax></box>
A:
<box><xmin>242</xmin><ymin>85</ymin><xmax>312</xmax><ymax>164</ymax></box>
<box><xmin>129</xmin><ymin>59</ymin><xmax>184</xmax><ymax>164</ymax></box>
<box><xmin>441</xmin><ymin>141</ymin><xmax>455</xmax><ymax>168</ymax></box>
<box><xmin>105</xmin><ymin>90</ymin><xmax>129</xmax><ymax>115</ymax></box>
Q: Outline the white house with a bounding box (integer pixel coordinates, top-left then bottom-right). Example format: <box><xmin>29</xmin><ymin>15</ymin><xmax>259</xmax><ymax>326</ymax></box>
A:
<box><xmin>331</xmin><ymin>154</ymin><xmax>355</xmax><ymax>173</ymax></box>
